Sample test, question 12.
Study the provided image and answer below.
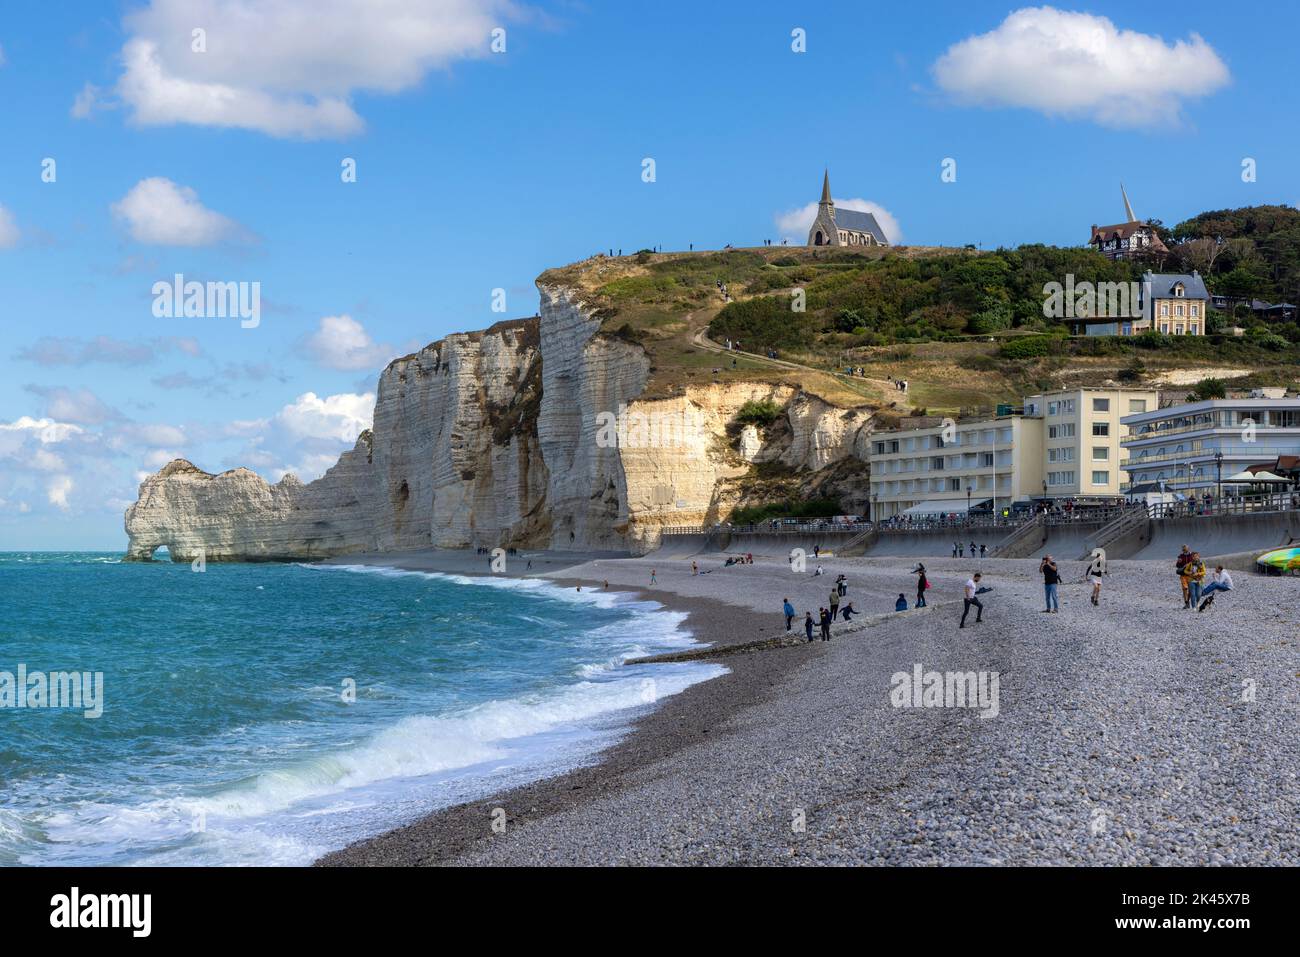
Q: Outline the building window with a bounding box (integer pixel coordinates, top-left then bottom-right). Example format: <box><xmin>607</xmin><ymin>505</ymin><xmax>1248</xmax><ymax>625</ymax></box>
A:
<box><xmin>1160</xmin><ymin>304</ymin><xmax>1169</xmax><ymax>317</ymax></box>
<box><xmin>1189</xmin><ymin>324</ymin><xmax>1198</xmax><ymax>334</ymax></box>
<box><xmin>1093</xmin><ymin>446</ymin><xmax>1109</xmax><ymax>461</ymax></box>
<box><xmin>1191</xmin><ymin>305</ymin><xmax>1199</xmax><ymax>317</ymax></box>
<box><xmin>1092</xmin><ymin>398</ymin><xmax>1110</xmax><ymax>412</ymax></box>
<box><xmin>1176</xmin><ymin>304</ymin><xmax>1185</xmax><ymax>317</ymax></box>
<box><xmin>931</xmin><ymin>457</ymin><xmax>944</xmax><ymax>470</ymax></box>
<box><xmin>1047</xmin><ymin>401</ymin><xmax>1059</xmax><ymax>415</ymax></box>
<box><xmin>1091</xmin><ymin>470</ymin><xmax>1110</xmax><ymax>485</ymax></box>
<box><xmin>1092</xmin><ymin>422</ymin><xmax>1110</xmax><ymax>436</ymax></box>
<box><xmin>1129</xmin><ymin>399</ymin><xmax>1147</xmax><ymax>413</ymax></box>
<box><xmin>949</xmin><ymin>478</ymin><xmax>961</xmax><ymax>491</ymax></box>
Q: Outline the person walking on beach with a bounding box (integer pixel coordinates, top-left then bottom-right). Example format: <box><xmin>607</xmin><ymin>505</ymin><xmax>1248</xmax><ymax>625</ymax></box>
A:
<box><xmin>895</xmin><ymin>593</ymin><xmax>908</xmax><ymax>612</ymax></box>
<box><xmin>819</xmin><ymin>607</ymin><xmax>832</xmax><ymax>641</ymax></box>
<box><xmin>1185</xmin><ymin>552</ymin><xmax>1207</xmax><ymax>609</ymax></box>
<box><xmin>1085</xmin><ymin>554</ymin><xmax>1105</xmax><ymax>606</ymax></box>
<box><xmin>650</xmin><ymin>568</ymin><xmax>657</xmax><ymax>585</ymax></box>
<box><xmin>1040</xmin><ymin>555</ymin><xmax>1061</xmax><ymax>613</ymax></box>
<box><xmin>914</xmin><ymin>563</ymin><xmax>928</xmax><ymax>608</ymax></box>
<box><xmin>842</xmin><ymin>602</ymin><xmax>857</xmax><ymax>620</ymax></box>
<box><xmin>979</xmin><ymin>543</ymin><xmax>986</xmax><ymax>559</ymax></box>
<box><xmin>829</xmin><ymin>588</ymin><xmax>841</xmax><ymax>621</ymax></box>
<box><xmin>960</xmin><ymin>573</ymin><xmax>984</xmax><ymax>628</ymax></box>
<box><xmin>692</xmin><ymin>561</ymin><xmax>698</xmax><ymax>576</ymax></box>
<box><xmin>969</xmin><ymin>540</ymin><xmax>977</xmax><ymax>560</ymax></box>
<box><xmin>783</xmin><ymin>598</ymin><xmax>796</xmax><ymax>631</ymax></box>
<box><xmin>1198</xmin><ymin>565</ymin><xmax>1233</xmax><ymax>611</ymax></box>
<box><xmin>804</xmin><ymin>611</ymin><xmax>815</xmax><ymax>642</ymax></box>
<box><xmin>952</xmin><ymin>541</ymin><xmax>959</xmax><ymax>558</ymax></box>
<box><xmin>1176</xmin><ymin>545</ymin><xmax>1193</xmax><ymax>608</ymax></box>
<box><xmin>957</xmin><ymin>542</ymin><xmax>964</xmax><ymax>558</ymax></box>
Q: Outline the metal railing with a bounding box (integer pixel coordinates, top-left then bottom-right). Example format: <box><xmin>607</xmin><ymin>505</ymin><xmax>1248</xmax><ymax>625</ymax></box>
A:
<box><xmin>1145</xmin><ymin>492</ymin><xmax>1299</xmax><ymax>520</ymax></box>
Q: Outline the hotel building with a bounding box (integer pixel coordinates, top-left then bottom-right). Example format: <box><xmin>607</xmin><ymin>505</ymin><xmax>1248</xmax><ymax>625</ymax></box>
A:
<box><xmin>1121</xmin><ymin>397</ymin><xmax>1300</xmax><ymax>495</ymax></box>
<box><xmin>868</xmin><ymin>388</ymin><xmax>1159</xmax><ymax>519</ymax></box>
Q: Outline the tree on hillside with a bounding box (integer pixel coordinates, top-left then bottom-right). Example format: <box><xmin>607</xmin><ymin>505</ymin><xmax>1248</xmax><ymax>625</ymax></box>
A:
<box><xmin>1175</xmin><ymin>236</ymin><xmax>1229</xmax><ymax>274</ymax></box>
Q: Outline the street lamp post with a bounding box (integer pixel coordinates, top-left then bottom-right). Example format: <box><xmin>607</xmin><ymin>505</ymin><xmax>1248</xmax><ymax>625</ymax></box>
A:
<box><xmin>966</xmin><ymin>486</ymin><xmax>972</xmax><ymax>524</ymax></box>
<box><xmin>1214</xmin><ymin>450</ymin><xmax>1223</xmax><ymax>511</ymax></box>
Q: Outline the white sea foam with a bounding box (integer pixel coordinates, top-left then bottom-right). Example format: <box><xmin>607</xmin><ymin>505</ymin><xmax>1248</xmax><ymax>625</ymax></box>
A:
<box><xmin>12</xmin><ymin>563</ymin><xmax>724</xmax><ymax>866</ymax></box>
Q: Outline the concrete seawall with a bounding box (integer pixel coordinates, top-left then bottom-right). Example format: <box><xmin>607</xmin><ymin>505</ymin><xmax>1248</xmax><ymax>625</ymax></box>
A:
<box><xmin>648</xmin><ymin>511</ymin><xmax>1300</xmax><ymax>570</ymax></box>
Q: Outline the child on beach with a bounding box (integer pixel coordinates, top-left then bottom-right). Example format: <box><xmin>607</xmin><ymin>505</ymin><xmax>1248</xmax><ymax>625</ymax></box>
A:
<box><xmin>895</xmin><ymin>594</ymin><xmax>908</xmax><ymax>612</ymax></box>
<box><xmin>804</xmin><ymin>612</ymin><xmax>815</xmax><ymax>642</ymax></box>
<box><xmin>1085</xmin><ymin>554</ymin><xmax>1105</xmax><ymax>606</ymax></box>
<box><xmin>650</xmin><ymin>569</ymin><xmax>657</xmax><ymax>585</ymax></box>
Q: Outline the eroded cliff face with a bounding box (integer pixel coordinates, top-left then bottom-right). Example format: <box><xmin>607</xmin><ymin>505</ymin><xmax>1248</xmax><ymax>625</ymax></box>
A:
<box><xmin>124</xmin><ymin>318</ymin><xmax>548</xmax><ymax>561</ymax></box>
<box><xmin>125</xmin><ymin>286</ymin><xmax>874</xmax><ymax>561</ymax></box>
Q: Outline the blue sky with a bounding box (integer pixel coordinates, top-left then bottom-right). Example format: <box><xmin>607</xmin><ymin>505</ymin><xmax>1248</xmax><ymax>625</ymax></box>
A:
<box><xmin>1</xmin><ymin>0</ymin><xmax>1297</xmax><ymax>549</ymax></box>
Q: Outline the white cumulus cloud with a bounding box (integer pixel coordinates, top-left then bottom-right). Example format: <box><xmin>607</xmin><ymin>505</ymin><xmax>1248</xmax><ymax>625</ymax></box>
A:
<box><xmin>47</xmin><ymin>475</ymin><xmax>74</xmax><ymax>511</ymax></box>
<box><xmin>931</xmin><ymin>6</ymin><xmax>1230</xmax><ymax>128</ymax></box>
<box><xmin>225</xmin><ymin>391</ymin><xmax>375</xmax><ymax>483</ymax></box>
<box><xmin>111</xmin><ymin>177</ymin><xmax>242</xmax><ymax>246</ymax></box>
<box><xmin>0</xmin><ymin>205</ymin><xmax>19</xmax><ymax>249</ymax></box>
<box><xmin>304</xmin><ymin>315</ymin><xmax>397</xmax><ymax>371</ymax></box>
<box><xmin>775</xmin><ymin>199</ymin><xmax>901</xmax><ymax>246</ymax></box>
<box><xmin>95</xmin><ymin>0</ymin><xmax>523</xmax><ymax>139</ymax></box>
<box><xmin>274</xmin><ymin>391</ymin><xmax>375</xmax><ymax>444</ymax></box>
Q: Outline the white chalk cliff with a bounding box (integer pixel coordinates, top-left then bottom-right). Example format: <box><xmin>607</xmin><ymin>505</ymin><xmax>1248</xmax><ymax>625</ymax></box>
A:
<box><xmin>125</xmin><ymin>281</ymin><xmax>874</xmax><ymax>561</ymax></box>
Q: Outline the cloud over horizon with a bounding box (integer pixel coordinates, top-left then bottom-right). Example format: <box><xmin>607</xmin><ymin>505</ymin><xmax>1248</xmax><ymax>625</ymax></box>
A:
<box><xmin>303</xmin><ymin>315</ymin><xmax>397</xmax><ymax>372</ymax></box>
<box><xmin>87</xmin><ymin>0</ymin><xmax>523</xmax><ymax>139</ymax></box>
<box><xmin>111</xmin><ymin>177</ymin><xmax>245</xmax><ymax>246</ymax></box>
<box><xmin>931</xmin><ymin>7</ymin><xmax>1230</xmax><ymax>128</ymax></box>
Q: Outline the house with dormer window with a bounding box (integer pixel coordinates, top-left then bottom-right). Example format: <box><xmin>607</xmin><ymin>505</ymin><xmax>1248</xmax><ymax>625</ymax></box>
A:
<box><xmin>1141</xmin><ymin>271</ymin><xmax>1209</xmax><ymax>335</ymax></box>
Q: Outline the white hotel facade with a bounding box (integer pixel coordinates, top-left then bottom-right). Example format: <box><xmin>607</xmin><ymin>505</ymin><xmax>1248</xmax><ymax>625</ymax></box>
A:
<box><xmin>868</xmin><ymin>388</ymin><xmax>1159</xmax><ymax>519</ymax></box>
<box><xmin>1120</xmin><ymin>397</ymin><xmax>1300</xmax><ymax>494</ymax></box>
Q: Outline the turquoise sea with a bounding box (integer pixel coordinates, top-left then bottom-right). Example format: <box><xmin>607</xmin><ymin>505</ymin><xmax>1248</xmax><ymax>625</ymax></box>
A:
<box><xmin>0</xmin><ymin>552</ymin><xmax>721</xmax><ymax>865</ymax></box>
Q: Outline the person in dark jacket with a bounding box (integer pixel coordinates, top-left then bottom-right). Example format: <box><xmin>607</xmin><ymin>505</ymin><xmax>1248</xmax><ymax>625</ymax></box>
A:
<box><xmin>819</xmin><ymin>607</ymin><xmax>832</xmax><ymax>641</ymax></box>
<box><xmin>804</xmin><ymin>611</ymin><xmax>814</xmax><ymax>643</ymax></box>
<box><xmin>914</xmin><ymin>564</ymin><xmax>928</xmax><ymax>608</ymax></box>
<box><xmin>895</xmin><ymin>594</ymin><xmax>908</xmax><ymax>612</ymax></box>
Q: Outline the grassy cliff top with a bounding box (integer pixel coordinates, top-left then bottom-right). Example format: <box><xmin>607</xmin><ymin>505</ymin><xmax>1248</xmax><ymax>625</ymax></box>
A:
<box><xmin>535</xmin><ymin>243</ymin><xmax>1300</xmax><ymax>414</ymax></box>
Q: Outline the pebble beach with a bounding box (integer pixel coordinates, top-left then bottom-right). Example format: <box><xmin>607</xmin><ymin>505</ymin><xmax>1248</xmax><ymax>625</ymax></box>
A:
<box><xmin>318</xmin><ymin>548</ymin><xmax>1299</xmax><ymax>866</ymax></box>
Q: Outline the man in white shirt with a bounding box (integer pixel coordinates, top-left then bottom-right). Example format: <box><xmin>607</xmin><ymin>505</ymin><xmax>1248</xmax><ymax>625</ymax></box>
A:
<box><xmin>960</xmin><ymin>573</ymin><xmax>983</xmax><ymax>628</ymax></box>
<box><xmin>1198</xmin><ymin>566</ymin><xmax>1233</xmax><ymax>612</ymax></box>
